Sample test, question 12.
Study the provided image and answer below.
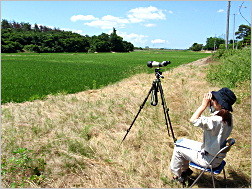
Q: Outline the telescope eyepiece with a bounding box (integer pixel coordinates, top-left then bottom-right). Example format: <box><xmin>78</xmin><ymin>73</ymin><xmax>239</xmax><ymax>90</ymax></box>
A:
<box><xmin>147</xmin><ymin>61</ymin><xmax>171</xmax><ymax>68</ymax></box>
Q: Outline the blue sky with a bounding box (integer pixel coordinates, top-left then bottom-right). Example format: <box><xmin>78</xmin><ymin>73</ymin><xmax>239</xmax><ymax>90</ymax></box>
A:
<box><xmin>1</xmin><ymin>1</ymin><xmax>251</xmax><ymax>49</ymax></box>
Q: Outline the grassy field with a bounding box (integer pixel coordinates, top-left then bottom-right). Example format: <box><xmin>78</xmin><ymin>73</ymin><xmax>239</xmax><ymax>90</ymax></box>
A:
<box><xmin>2</xmin><ymin>50</ymin><xmax>211</xmax><ymax>103</ymax></box>
<box><xmin>1</xmin><ymin>49</ymin><xmax>250</xmax><ymax>188</ymax></box>
<box><xmin>2</xmin><ymin>56</ymin><xmax>250</xmax><ymax>188</ymax></box>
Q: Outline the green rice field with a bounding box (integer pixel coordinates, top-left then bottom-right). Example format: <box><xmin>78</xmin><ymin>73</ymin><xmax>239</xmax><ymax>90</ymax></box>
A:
<box><xmin>1</xmin><ymin>50</ymin><xmax>211</xmax><ymax>103</ymax></box>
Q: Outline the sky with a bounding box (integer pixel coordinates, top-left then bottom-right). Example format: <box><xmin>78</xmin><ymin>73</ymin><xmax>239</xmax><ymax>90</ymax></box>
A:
<box><xmin>1</xmin><ymin>0</ymin><xmax>251</xmax><ymax>49</ymax></box>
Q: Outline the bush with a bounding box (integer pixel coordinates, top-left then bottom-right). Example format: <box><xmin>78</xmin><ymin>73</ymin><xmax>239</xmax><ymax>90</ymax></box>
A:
<box><xmin>218</xmin><ymin>43</ymin><xmax>243</xmax><ymax>50</ymax></box>
<box><xmin>207</xmin><ymin>47</ymin><xmax>251</xmax><ymax>88</ymax></box>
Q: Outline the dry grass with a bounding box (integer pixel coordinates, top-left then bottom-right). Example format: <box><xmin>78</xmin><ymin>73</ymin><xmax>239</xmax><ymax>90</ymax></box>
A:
<box><xmin>1</xmin><ymin>57</ymin><xmax>250</xmax><ymax>188</ymax></box>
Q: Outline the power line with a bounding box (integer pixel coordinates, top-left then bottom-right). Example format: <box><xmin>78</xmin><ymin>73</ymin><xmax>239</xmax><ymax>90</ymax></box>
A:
<box><xmin>239</xmin><ymin>1</ymin><xmax>251</xmax><ymax>26</ymax></box>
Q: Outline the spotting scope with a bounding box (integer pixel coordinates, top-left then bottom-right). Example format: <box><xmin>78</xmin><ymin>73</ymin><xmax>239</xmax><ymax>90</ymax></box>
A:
<box><xmin>147</xmin><ymin>61</ymin><xmax>171</xmax><ymax>68</ymax></box>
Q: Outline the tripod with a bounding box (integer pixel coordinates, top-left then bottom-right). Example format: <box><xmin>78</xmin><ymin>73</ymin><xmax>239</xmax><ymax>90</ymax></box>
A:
<box><xmin>121</xmin><ymin>68</ymin><xmax>176</xmax><ymax>143</ymax></box>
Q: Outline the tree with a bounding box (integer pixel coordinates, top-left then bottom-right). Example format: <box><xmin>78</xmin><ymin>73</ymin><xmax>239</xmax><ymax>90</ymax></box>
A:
<box><xmin>110</xmin><ymin>28</ymin><xmax>123</xmax><ymax>52</ymax></box>
<box><xmin>122</xmin><ymin>41</ymin><xmax>134</xmax><ymax>52</ymax></box>
<box><xmin>24</xmin><ymin>44</ymin><xmax>41</xmax><ymax>53</ymax></box>
<box><xmin>1</xmin><ymin>19</ymin><xmax>11</xmax><ymax>29</ymax></box>
<box><xmin>93</xmin><ymin>33</ymin><xmax>111</xmax><ymax>52</ymax></box>
<box><xmin>109</xmin><ymin>27</ymin><xmax>134</xmax><ymax>52</ymax></box>
<box><xmin>34</xmin><ymin>24</ymin><xmax>40</xmax><ymax>32</ymax></box>
<box><xmin>189</xmin><ymin>43</ymin><xmax>203</xmax><ymax>51</ymax></box>
<box><xmin>235</xmin><ymin>24</ymin><xmax>251</xmax><ymax>46</ymax></box>
<box><xmin>204</xmin><ymin>37</ymin><xmax>225</xmax><ymax>50</ymax></box>
<box><xmin>12</xmin><ymin>21</ymin><xmax>21</xmax><ymax>30</ymax></box>
<box><xmin>1</xmin><ymin>41</ymin><xmax>22</xmax><ymax>53</ymax></box>
<box><xmin>20</xmin><ymin>22</ymin><xmax>31</xmax><ymax>31</ymax></box>
<box><xmin>94</xmin><ymin>41</ymin><xmax>111</xmax><ymax>52</ymax></box>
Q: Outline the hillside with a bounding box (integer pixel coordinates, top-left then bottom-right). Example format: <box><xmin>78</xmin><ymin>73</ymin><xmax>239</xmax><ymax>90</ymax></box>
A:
<box><xmin>1</xmin><ymin>56</ymin><xmax>250</xmax><ymax>188</ymax></box>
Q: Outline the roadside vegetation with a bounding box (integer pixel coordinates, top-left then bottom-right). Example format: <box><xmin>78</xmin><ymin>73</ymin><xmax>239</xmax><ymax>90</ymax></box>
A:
<box><xmin>207</xmin><ymin>47</ymin><xmax>251</xmax><ymax>88</ymax></box>
<box><xmin>1</xmin><ymin>48</ymin><xmax>250</xmax><ymax>188</ymax></box>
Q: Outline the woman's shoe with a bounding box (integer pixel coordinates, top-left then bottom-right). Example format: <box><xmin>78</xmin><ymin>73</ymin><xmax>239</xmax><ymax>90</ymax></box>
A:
<box><xmin>182</xmin><ymin>168</ymin><xmax>193</xmax><ymax>177</ymax></box>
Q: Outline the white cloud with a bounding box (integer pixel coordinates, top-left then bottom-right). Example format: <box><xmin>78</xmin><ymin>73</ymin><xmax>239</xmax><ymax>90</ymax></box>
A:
<box><xmin>71</xmin><ymin>6</ymin><xmax>167</xmax><ymax>30</ymax></box>
<box><xmin>151</xmin><ymin>39</ymin><xmax>167</xmax><ymax>44</ymax></box>
<box><xmin>168</xmin><ymin>10</ymin><xmax>174</xmax><ymax>14</ymax></box>
<box><xmin>144</xmin><ymin>23</ymin><xmax>156</xmax><ymax>27</ymax></box>
<box><xmin>127</xmin><ymin>6</ymin><xmax>166</xmax><ymax>23</ymax></box>
<box><xmin>217</xmin><ymin>9</ymin><xmax>225</xmax><ymax>13</ymax></box>
<box><xmin>84</xmin><ymin>20</ymin><xmax>115</xmax><ymax>30</ymax></box>
<box><xmin>102</xmin><ymin>15</ymin><xmax>129</xmax><ymax>24</ymax></box>
<box><xmin>84</xmin><ymin>15</ymin><xmax>129</xmax><ymax>30</ymax></box>
<box><xmin>70</xmin><ymin>15</ymin><xmax>98</xmax><ymax>22</ymax></box>
<box><xmin>117</xmin><ymin>31</ymin><xmax>148</xmax><ymax>46</ymax></box>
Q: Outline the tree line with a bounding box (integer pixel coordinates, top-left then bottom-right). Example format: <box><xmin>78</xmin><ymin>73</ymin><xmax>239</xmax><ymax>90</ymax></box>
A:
<box><xmin>189</xmin><ymin>24</ymin><xmax>251</xmax><ymax>51</ymax></box>
<box><xmin>1</xmin><ymin>20</ymin><xmax>134</xmax><ymax>53</ymax></box>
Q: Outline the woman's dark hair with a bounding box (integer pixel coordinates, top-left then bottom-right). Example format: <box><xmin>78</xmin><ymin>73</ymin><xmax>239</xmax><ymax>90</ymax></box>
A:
<box><xmin>212</xmin><ymin>94</ymin><xmax>232</xmax><ymax>126</ymax></box>
<box><xmin>216</xmin><ymin>109</ymin><xmax>232</xmax><ymax>126</ymax></box>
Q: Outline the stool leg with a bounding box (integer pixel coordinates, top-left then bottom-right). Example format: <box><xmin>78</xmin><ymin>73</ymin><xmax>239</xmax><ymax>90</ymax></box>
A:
<box><xmin>210</xmin><ymin>166</ymin><xmax>215</xmax><ymax>188</ymax></box>
<box><xmin>189</xmin><ymin>170</ymin><xmax>205</xmax><ymax>188</ymax></box>
<box><xmin>223</xmin><ymin>168</ymin><xmax>227</xmax><ymax>188</ymax></box>
<box><xmin>211</xmin><ymin>171</ymin><xmax>215</xmax><ymax>188</ymax></box>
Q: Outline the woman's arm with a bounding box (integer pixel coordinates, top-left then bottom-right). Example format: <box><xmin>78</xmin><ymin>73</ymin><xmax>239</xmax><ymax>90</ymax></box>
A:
<box><xmin>189</xmin><ymin>92</ymin><xmax>212</xmax><ymax>123</ymax></box>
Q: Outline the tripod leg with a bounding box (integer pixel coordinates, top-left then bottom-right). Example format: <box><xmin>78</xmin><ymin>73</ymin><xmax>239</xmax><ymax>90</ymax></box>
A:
<box><xmin>158</xmin><ymin>82</ymin><xmax>170</xmax><ymax>137</ymax></box>
<box><xmin>151</xmin><ymin>81</ymin><xmax>158</xmax><ymax>106</ymax></box>
<box><xmin>158</xmin><ymin>81</ymin><xmax>176</xmax><ymax>142</ymax></box>
<box><xmin>121</xmin><ymin>84</ymin><xmax>154</xmax><ymax>143</ymax></box>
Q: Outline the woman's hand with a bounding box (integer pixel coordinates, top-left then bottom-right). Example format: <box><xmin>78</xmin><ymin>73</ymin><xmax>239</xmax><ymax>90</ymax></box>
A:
<box><xmin>189</xmin><ymin>92</ymin><xmax>212</xmax><ymax>123</ymax></box>
<box><xmin>201</xmin><ymin>92</ymin><xmax>212</xmax><ymax>108</ymax></box>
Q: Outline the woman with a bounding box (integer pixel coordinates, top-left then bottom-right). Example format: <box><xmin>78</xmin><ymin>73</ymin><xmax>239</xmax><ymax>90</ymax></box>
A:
<box><xmin>170</xmin><ymin>87</ymin><xmax>236</xmax><ymax>183</ymax></box>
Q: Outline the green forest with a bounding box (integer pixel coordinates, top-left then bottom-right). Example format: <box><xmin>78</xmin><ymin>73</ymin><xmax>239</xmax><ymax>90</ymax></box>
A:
<box><xmin>1</xmin><ymin>19</ymin><xmax>134</xmax><ymax>53</ymax></box>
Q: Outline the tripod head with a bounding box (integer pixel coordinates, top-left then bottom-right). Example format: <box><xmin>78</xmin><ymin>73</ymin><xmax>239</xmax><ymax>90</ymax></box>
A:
<box><xmin>151</xmin><ymin>68</ymin><xmax>164</xmax><ymax>106</ymax></box>
<box><xmin>147</xmin><ymin>60</ymin><xmax>171</xmax><ymax>79</ymax></box>
<box><xmin>155</xmin><ymin>68</ymin><xmax>164</xmax><ymax>79</ymax></box>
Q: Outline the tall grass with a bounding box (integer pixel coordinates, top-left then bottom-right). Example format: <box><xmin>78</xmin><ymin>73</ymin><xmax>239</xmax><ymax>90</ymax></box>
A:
<box><xmin>207</xmin><ymin>47</ymin><xmax>251</xmax><ymax>88</ymax></box>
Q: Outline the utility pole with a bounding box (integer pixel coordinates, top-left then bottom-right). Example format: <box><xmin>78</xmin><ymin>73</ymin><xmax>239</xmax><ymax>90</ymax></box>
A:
<box><xmin>226</xmin><ymin>1</ymin><xmax>231</xmax><ymax>49</ymax></box>
<box><xmin>233</xmin><ymin>13</ymin><xmax>236</xmax><ymax>50</ymax></box>
<box><xmin>214</xmin><ymin>34</ymin><xmax>216</xmax><ymax>51</ymax></box>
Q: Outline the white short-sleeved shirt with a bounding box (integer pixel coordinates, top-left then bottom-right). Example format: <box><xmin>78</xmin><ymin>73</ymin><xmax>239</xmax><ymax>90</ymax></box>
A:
<box><xmin>192</xmin><ymin>111</ymin><xmax>233</xmax><ymax>156</ymax></box>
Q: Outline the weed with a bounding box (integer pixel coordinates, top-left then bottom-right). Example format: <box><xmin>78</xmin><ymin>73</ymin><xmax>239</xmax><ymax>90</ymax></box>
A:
<box><xmin>1</xmin><ymin>147</ymin><xmax>46</xmax><ymax>187</ymax></box>
<box><xmin>68</xmin><ymin>139</ymin><xmax>95</xmax><ymax>158</ymax></box>
<box><xmin>80</xmin><ymin>125</ymin><xmax>93</xmax><ymax>140</ymax></box>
